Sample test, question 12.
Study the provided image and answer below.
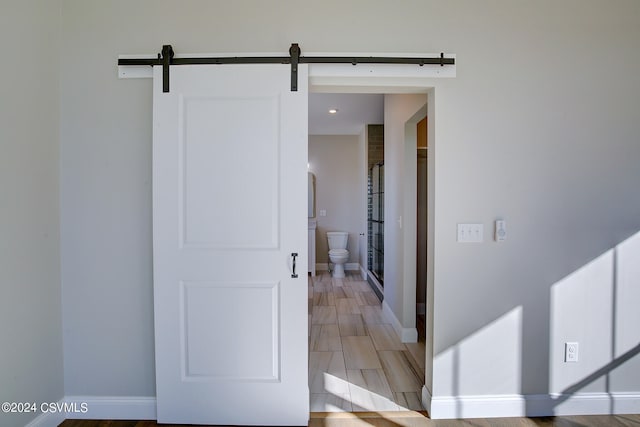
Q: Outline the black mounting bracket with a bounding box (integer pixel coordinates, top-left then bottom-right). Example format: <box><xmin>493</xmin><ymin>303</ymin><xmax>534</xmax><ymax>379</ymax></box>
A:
<box><xmin>161</xmin><ymin>45</ymin><xmax>174</xmax><ymax>93</ymax></box>
<box><xmin>289</xmin><ymin>43</ymin><xmax>301</xmax><ymax>92</ymax></box>
<box><xmin>118</xmin><ymin>43</ymin><xmax>455</xmax><ymax>93</ymax></box>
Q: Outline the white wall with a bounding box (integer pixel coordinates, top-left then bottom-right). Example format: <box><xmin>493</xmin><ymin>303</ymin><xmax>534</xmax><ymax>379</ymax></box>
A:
<box><xmin>427</xmin><ymin>1</ymin><xmax>640</xmax><ymax>416</ymax></box>
<box><xmin>308</xmin><ymin>135</ymin><xmax>364</xmax><ymax>266</ymax></box>
<box><xmin>383</xmin><ymin>94</ymin><xmax>427</xmax><ymax>339</ymax></box>
<box><xmin>56</xmin><ymin>0</ymin><xmax>640</xmax><ymax>417</ymax></box>
<box><xmin>60</xmin><ymin>2</ymin><xmax>156</xmax><ymax>395</ymax></box>
<box><xmin>0</xmin><ymin>2</ymin><xmax>64</xmax><ymax>426</ymax></box>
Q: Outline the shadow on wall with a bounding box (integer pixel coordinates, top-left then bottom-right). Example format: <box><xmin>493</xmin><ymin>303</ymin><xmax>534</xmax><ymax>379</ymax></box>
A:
<box><xmin>434</xmin><ymin>229</ymin><xmax>640</xmax><ymax>418</ymax></box>
<box><xmin>540</xmin><ymin>229</ymin><xmax>640</xmax><ymax>416</ymax></box>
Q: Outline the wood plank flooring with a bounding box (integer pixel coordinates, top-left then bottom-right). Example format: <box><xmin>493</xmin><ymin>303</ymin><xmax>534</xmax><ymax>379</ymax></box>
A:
<box><xmin>309</xmin><ymin>271</ymin><xmax>424</xmax><ymax>412</ymax></box>
<box><xmin>59</xmin><ymin>413</ymin><xmax>640</xmax><ymax>427</ymax></box>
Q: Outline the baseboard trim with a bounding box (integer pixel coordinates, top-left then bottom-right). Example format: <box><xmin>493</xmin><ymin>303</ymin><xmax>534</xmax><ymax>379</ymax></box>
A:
<box><xmin>27</xmin><ymin>392</ymin><xmax>640</xmax><ymax>423</ymax></box>
<box><xmin>429</xmin><ymin>394</ymin><xmax>526</xmax><ymax>419</ymax></box>
<box><xmin>25</xmin><ymin>410</ymin><xmax>65</xmax><ymax>427</ymax></box>
<box><xmin>421</xmin><ymin>385</ymin><xmax>433</xmax><ymax>415</ymax></box>
<box><xmin>525</xmin><ymin>392</ymin><xmax>640</xmax><ymax>417</ymax></box>
<box><xmin>366</xmin><ymin>271</ymin><xmax>384</xmax><ymax>300</ymax></box>
<box><xmin>63</xmin><ymin>396</ymin><xmax>156</xmax><ymax>420</ymax></box>
<box><xmin>316</xmin><ymin>263</ymin><xmax>361</xmax><ymax>272</ymax></box>
<box><xmin>429</xmin><ymin>392</ymin><xmax>640</xmax><ymax>419</ymax></box>
<box><xmin>382</xmin><ymin>300</ymin><xmax>418</xmax><ymax>343</ymax></box>
<box><xmin>359</xmin><ymin>264</ymin><xmax>367</xmax><ymax>280</ymax></box>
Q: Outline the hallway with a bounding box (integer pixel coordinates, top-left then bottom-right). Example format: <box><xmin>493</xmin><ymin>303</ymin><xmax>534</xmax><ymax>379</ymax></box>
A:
<box><xmin>309</xmin><ymin>271</ymin><xmax>425</xmax><ymax>412</ymax></box>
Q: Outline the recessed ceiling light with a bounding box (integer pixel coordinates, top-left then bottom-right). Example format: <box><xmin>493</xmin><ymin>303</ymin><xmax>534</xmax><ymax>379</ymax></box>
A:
<box><xmin>328</xmin><ymin>108</ymin><xmax>338</xmax><ymax>114</ymax></box>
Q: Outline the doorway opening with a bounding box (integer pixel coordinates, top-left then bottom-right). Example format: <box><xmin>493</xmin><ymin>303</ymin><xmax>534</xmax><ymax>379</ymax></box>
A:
<box><xmin>307</xmin><ymin>90</ymin><xmax>432</xmax><ymax>413</ymax></box>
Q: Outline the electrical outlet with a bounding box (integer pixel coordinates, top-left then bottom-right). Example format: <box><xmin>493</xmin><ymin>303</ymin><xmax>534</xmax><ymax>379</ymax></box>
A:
<box><xmin>565</xmin><ymin>342</ymin><xmax>579</xmax><ymax>362</ymax></box>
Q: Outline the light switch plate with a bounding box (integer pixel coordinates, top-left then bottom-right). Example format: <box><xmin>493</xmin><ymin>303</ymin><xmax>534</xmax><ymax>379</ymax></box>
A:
<box><xmin>457</xmin><ymin>223</ymin><xmax>484</xmax><ymax>242</ymax></box>
<box><xmin>495</xmin><ymin>219</ymin><xmax>507</xmax><ymax>242</ymax></box>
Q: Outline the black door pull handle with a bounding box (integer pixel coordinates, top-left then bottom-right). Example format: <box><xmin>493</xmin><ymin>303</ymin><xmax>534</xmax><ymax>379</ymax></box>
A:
<box><xmin>291</xmin><ymin>253</ymin><xmax>298</xmax><ymax>278</ymax></box>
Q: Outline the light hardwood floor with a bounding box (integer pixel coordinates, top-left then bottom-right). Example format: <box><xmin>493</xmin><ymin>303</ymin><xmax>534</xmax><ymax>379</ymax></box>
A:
<box><xmin>309</xmin><ymin>271</ymin><xmax>425</xmax><ymax>412</ymax></box>
<box><xmin>59</xmin><ymin>413</ymin><xmax>640</xmax><ymax>427</ymax></box>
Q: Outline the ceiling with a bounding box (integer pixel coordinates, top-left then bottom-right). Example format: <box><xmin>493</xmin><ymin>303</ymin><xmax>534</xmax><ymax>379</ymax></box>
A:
<box><xmin>308</xmin><ymin>93</ymin><xmax>384</xmax><ymax>135</ymax></box>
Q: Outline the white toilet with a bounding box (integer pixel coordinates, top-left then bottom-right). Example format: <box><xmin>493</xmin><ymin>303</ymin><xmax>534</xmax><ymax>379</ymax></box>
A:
<box><xmin>327</xmin><ymin>231</ymin><xmax>349</xmax><ymax>278</ymax></box>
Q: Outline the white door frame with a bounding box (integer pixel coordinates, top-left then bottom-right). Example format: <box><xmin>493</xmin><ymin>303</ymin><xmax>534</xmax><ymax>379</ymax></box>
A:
<box><xmin>402</xmin><ymin>101</ymin><xmax>429</xmax><ymax>342</ymax></box>
<box><xmin>309</xmin><ymin>77</ymin><xmax>439</xmax><ymax>414</ymax></box>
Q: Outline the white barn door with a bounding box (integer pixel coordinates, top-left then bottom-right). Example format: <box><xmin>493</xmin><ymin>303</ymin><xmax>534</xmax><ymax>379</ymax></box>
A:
<box><xmin>152</xmin><ymin>64</ymin><xmax>309</xmax><ymax>425</ymax></box>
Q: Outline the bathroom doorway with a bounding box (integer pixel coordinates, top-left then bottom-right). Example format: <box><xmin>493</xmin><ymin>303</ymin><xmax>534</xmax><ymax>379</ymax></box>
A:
<box><xmin>307</xmin><ymin>91</ymin><xmax>431</xmax><ymax>412</ymax></box>
<box><xmin>308</xmin><ymin>93</ymin><xmax>382</xmax><ymax>280</ymax></box>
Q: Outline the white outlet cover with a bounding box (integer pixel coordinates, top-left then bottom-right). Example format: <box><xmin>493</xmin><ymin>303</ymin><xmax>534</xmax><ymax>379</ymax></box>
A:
<box><xmin>565</xmin><ymin>342</ymin><xmax>579</xmax><ymax>362</ymax></box>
